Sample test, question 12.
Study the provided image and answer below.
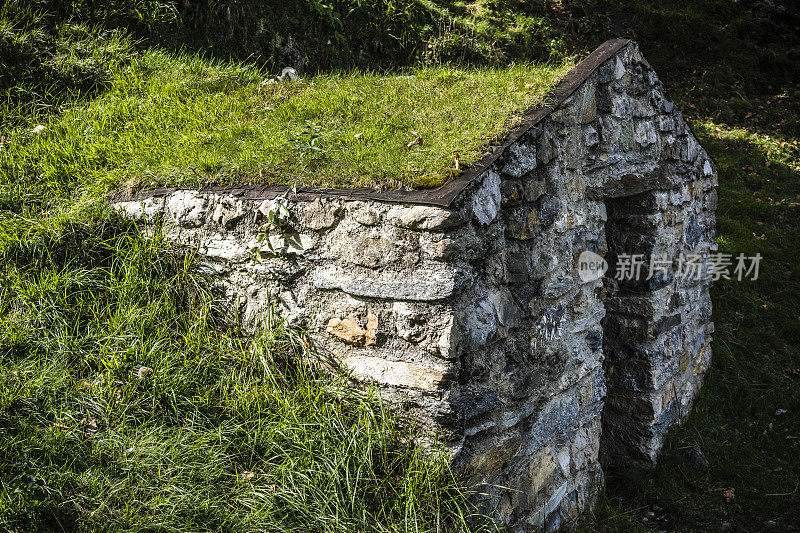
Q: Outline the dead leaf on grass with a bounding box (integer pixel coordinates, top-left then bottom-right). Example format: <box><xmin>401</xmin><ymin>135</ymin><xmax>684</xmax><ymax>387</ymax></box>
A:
<box><xmin>135</xmin><ymin>366</ymin><xmax>153</xmax><ymax>379</ymax></box>
<box><xmin>406</xmin><ymin>131</ymin><xmax>423</xmax><ymax>148</ymax></box>
<box><xmin>81</xmin><ymin>417</ymin><xmax>100</xmax><ymax>437</ymax></box>
<box><xmin>714</xmin><ymin>486</ymin><xmax>736</xmax><ymax>503</ymax></box>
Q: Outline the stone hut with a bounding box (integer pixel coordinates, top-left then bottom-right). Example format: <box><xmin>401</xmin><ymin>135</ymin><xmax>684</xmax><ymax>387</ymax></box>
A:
<box><xmin>114</xmin><ymin>39</ymin><xmax>717</xmax><ymax>531</ymax></box>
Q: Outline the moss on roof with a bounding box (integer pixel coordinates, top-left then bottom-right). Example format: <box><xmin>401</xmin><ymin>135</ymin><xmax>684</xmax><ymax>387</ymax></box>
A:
<box><xmin>7</xmin><ymin>52</ymin><xmax>573</xmax><ymax>195</ymax></box>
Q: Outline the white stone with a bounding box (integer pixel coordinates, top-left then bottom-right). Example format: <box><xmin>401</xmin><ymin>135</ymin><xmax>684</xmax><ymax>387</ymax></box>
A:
<box><xmin>203</xmin><ymin>235</ymin><xmax>255</xmax><ymax>262</ymax></box>
<box><xmin>267</xmin><ymin>233</ymin><xmax>315</xmax><ymax>255</ymax></box>
<box><xmin>302</xmin><ymin>197</ymin><xmax>342</xmax><ymax>229</ymax></box>
<box><xmin>113</xmin><ymin>197</ymin><xmax>164</xmax><ymax>222</ymax></box>
<box><xmin>212</xmin><ymin>196</ymin><xmax>245</xmax><ymax>228</ymax></box>
<box><xmin>167</xmin><ymin>190</ymin><xmax>208</xmax><ymax>228</ymax></box>
<box><xmin>387</xmin><ymin>205</ymin><xmax>462</xmax><ymax>230</ymax></box>
<box><xmin>343</xmin><ymin>355</ymin><xmax>447</xmax><ymax>390</ymax></box>
<box><xmin>352</xmin><ymin>204</ymin><xmax>381</xmax><ymax>226</ymax></box>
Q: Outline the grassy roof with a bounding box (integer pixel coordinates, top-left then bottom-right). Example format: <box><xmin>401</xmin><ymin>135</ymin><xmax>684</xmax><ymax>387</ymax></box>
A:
<box><xmin>5</xmin><ymin>52</ymin><xmax>571</xmax><ymax>195</ymax></box>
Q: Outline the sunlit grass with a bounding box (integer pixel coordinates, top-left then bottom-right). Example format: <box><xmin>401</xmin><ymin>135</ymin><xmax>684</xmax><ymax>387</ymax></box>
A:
<box><xmin>3</xmin><ymin>51</ymin><xmax>570</xmax><ymax>198</ymax></box>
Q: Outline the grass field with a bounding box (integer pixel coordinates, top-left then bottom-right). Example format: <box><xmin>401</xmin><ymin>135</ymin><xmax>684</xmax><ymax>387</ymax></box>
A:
<box><xmin>4</xmin><ymin>57</ymin><xmax>569</xmax><ymax>194</ymax></box>
<box><xmin>0</xmin><ymin>207</ymin><xmax>491</xmax><ymax>531</ymax></box>
<box><xmin>1</xmin><ymin>0</ymin><xmax>570</xmax><ymax>194</ymax></box>
<box><xmin>2</xmin><ymin>0</ymin><xmax>799</xmax><ymax>531</ymax></box>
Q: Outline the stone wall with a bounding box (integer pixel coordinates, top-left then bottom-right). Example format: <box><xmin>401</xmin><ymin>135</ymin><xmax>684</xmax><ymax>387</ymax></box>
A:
<box><xmin>113</xmin><ymin>40</ymin><xmax>716</xmax><ymax>531</ymax></box>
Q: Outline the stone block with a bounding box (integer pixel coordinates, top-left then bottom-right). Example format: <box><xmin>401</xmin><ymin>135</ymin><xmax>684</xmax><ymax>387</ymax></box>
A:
<box><xmin>388</xmin><ymin>205</ymin><xmax>462</xmax><ymax>231</ymax></box>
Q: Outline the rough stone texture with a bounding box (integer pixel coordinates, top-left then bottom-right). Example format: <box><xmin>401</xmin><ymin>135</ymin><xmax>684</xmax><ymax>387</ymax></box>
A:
<box><xmin>113</xmin><ymin>41</ymin><xmax>716</xmax><ymax>531</ymax></box>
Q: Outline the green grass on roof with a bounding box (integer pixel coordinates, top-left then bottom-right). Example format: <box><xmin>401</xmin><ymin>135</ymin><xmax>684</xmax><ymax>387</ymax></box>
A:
<box><xmin>4</xmin><ymin>52</ymin><xmax>571</xmax><ymax>197</ymax></box>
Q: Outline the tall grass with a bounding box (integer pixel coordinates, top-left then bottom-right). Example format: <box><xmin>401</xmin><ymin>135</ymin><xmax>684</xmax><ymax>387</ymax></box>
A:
<box><xmin>0</xmin><ymin>205</ymin><xmax>490</xmax><ymax>532</ymax></box>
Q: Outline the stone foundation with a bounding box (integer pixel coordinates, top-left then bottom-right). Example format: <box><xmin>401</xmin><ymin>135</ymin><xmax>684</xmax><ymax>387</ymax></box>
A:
<box><xmin>114</xmin><ymin>39</ymin><xmax>716</xmax><ymax>530</ymax></box>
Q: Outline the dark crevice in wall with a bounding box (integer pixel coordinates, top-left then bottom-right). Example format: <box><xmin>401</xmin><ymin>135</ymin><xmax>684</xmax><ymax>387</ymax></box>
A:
<box><xmin>600</xmin><ymin>190</ymin><xmax>670</xmax><ymax>468</ymax></box>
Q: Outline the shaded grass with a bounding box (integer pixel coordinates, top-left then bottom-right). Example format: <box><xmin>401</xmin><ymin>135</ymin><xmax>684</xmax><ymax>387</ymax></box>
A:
<box><xmin>0</xmin><ymin>206</ymin><xmax>491</xmax><ymax>532</ymax></box>
<box><xmin>0</xmin><ymin>0</ymin><xmax>576</xmax><ymax>75</ymax></box>
<box><xmin>0</xmin><ymin>2</ymin><xmax>150</xmax><ymax>127</ymax></box>
<box><xmin>581</xmin><ymin>111</ymin><xmax>800</xmax><ymax>532</ymax></box>
<box><xmin>574</xmin><ymin>1</ymin><xmax>800</xmax><ymax>530</ymax></box>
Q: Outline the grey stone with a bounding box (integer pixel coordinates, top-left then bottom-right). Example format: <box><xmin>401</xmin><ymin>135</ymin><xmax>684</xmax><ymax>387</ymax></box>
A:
<box><xmin>634</xmin><ymin>120</ymin><xmax>657</xmax><ymax>146</ymax></box>
<box><xmin>312</xmin><ymin>264</ymin><xmax>463</xmax><ymax>301</ymax></box>
<box><xmin>584</xmin><ymin>125</ymin><xmax>600</xmax><ymax>147</ymax></box>
<box><xmin>586</xmin><ymin>329</ymin><xmax>603</xmax><ymax>351</ymax></box>
<box><xmin>505</xmin><ymin>250</ymin><xmax>531</xmax><ymax>283</ymax></box>
<box><xmin>472</xmin><ymin>170</ymin><xmax>502</xmax><ymax>225</ymax></box>
<box><xmin>682</xmin><ymin>446</ymin><xmax>709</xmax><ymax>471</ymax></box>
<box><xmin>465</xmin><ymin>297</ymin><xmax>498</xmax><ymax>351</ymax></box>
<box><xmin>452</xmin><ymin>389</ymin><xmax>504</xmax><ymax>421</ymax></box>
<box><xmin>657</xmin><ymin>116</ymin><xmax>674</xmax><ymax>131</ymax></box>
<box><xmin>578</xmin><ymin>84</ymin><xmax>597</xmax><ymax>124</ymax></box>
<box><xmin>524</xmin><ymin>180</ymin><xmax>548</xmax><ymax>202</ymax></box>
<box><xmin>620</xmin><ymin>120</ymin><xmax>635</xmax><ymax>151</ymax></box>
<box><xmin>490</xmin><ymin>286</ymin><xmax>522</xmax><ymax>329</ymax></box>
<box><xmin>501</xmin><ymin>180</ymin><xmax>524</xmax><ymax>206</ymax></box>
<box><xmin>501</xmin><ymin>143</ymin><xmax>537</xmax><ymax>178</ymax></box>
<box><xmin>536</xmin><ymin>195</ymin><xmax>562</xmax><ymax>227</ymax></box>
<box><xmin>542</xmin><ymin>276</ymin><xmax>575</xmax><ymax>299</ymax></box>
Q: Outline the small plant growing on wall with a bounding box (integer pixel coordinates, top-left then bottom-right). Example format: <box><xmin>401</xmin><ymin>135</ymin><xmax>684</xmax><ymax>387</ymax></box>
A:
<box><xmin>251</xmin><ymin>186</ymin><xmax>309</xmax><ymax>261</ymax></box>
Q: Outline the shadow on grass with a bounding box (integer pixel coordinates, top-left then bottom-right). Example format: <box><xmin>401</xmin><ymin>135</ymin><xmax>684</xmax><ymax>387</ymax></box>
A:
<box><xmin>581</xmin><ymin>105</ymin><xmax>800</xmax><ymax>532</ymax></box>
